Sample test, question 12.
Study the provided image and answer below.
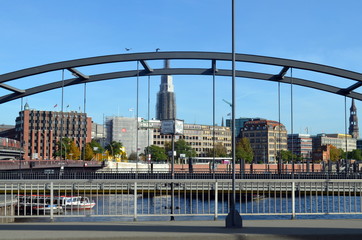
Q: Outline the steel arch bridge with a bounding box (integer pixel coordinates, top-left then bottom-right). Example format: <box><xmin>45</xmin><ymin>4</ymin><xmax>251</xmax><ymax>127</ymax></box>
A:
<box><xmin>1</xmin><ymin>51</ymin><xmax>362</xmax><ymax>104</ymax></box>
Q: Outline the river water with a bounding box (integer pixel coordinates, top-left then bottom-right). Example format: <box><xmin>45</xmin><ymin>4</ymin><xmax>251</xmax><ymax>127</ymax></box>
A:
<box><xmin>15</xmin><ymin>193</ymin><xmax>362</xmax><ymax>222</ymax></box>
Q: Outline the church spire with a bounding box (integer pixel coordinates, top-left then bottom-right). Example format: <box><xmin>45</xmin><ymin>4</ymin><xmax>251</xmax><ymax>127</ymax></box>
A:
<box><xmin>349</xmin><ymin>99</ymin><xmax>359</xmax><ymax>139</ymax></box>
<box><xmin>156</xmin><ymin>60</ymin><xmax>176</xmax><ymax>120</ymax></box>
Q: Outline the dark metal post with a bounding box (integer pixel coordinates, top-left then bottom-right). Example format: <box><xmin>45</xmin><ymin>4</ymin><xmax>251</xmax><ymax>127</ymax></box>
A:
<box><xmin>212</xmin><ymin>59</ymin><xmax>216</xmax><ymax>177</ymax></box>
<box><xmin>226</xmin><ymin>0</ymin><xmax>242</xmax><ymax>228</ymax></box>
<box><xmin>19</xmin><ymin>98</ymin><xmax>23</xmax><ymax>178</ymax></box>
<box><xmin>60</xmin><ymin>69</ymin><xmax>64</xmax><ymax>160</ymax></box>
<box><xmin>170</xmin><ymin>132</ymin><xmax>175</xmax><ymax>221</ymax></box>
<box><xmin>83</xmin><ymin>83</ymin><xmax>87</xmax><ymax>160</ymax></box>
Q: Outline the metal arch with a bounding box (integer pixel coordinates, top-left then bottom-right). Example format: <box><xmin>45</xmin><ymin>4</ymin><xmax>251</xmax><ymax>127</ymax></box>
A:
<box><xmin>1</xmin><ymin>51</ymin><xmax>362</xmax><ymax>103</ymax></box>
<box><xmin>1</xmin><ymin>68</ymin><xmax>362</xmax><ymax>104</ymax></box>
<box><xmin>1</xmin><ymin>51</ymin><xmax>362</xmax><ymax>82</ymax></box>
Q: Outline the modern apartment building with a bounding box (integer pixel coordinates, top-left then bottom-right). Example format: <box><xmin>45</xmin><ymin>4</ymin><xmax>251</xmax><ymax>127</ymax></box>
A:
<box><xmin>240</xmin><ymin>119</ymin><xmax>288</xmax><ymax>163</ymax></box>
<box><xmin>15</xmin><ymin>103</ymin><xmax>92</xmax><ymax>160</ymax></box>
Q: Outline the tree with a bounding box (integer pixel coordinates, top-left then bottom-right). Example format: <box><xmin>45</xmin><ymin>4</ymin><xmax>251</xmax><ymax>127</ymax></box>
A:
<box><xmin>205</xmin><ymin>142</ymin><xmax>228</xmax><ymax>157</ymax></box>
<box><xmin>279</xmin><ymin>150</ymin><xmax>299</xmax><ymax>163</ymax></box>
<box><xmin>89</xmin><ymin>139</ymin><xmax>104</xmax><ymax>154</ymax></box>
<box><xmin>165</xmin><ymin>139</ymin><xmax>197</xmax><ymax>158</ymax></box>
<box><xmin>68</xmin><ymin>141</ymin><xmax>81</xmax><ymax>160</ymax></box>
<box><xmin>128</xmin><ymin>152</ymin><xmax>138</xmax><ymax>160</ymax></box>
<box><xmin>236</xmin><ymin>138</ymin><xmax>254</xmax><ymax>163</ymax></box>
<box><xmin>84</xmin><ymin>143</ymin><xmax>94</xmax><ymax>161</ymax></box>
<box><xmin>54</xmin><ymin>137</ymin><xmax>72</xmax><ymax>159</ymax></box>
<box><xmin>144</xmin><ymin>145</ymin><xmax>168</xmax><ymax>162</ymax></box>
<box><xmin>348</xmin><ymin>149</ymin><xmax>362</xmax><ymax>161</ymax></box>
<box><xmin>329</xmin><ymin>145</ymin><xmax>342</xmax><ymax>161</ymax></box>
<box><xmin>105</xmin><ymin>141</ymin><xmax>124</xmax><ymax>156</ymax></box>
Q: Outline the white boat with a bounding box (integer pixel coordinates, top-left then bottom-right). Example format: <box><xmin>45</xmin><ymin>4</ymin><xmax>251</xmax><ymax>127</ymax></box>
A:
<box><xmin>55</xmin><ymin>196</ymin><xmax>96</xmax><ymax>210</ymax></box>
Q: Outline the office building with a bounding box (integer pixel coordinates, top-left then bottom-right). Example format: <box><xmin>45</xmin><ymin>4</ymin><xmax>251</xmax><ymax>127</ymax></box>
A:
<box><xmin>312</xmin><ymin>133</ymin><xmax>357</xmax><ymax>154</ymax></box>
<box><xmin>105</xmin><ymin>117</ymin><xmax>231</xmax><ymax>158</ymax></box>
<box><xmin>241</xmin><ymin>119</ymin><xmax>288</xmax><ymax>163</ymax></box>
<box><xmin>288</xmin><ymin>134</ymin><xmax>312</xmax><ymax>160</ymax></box>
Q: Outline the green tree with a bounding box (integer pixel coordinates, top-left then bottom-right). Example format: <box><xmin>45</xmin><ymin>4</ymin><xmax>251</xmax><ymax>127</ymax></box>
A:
<box><xmin>329</xmin><ymin>145</ymin><xmax>342</xmax><ymax>161</ymax></box>
<box><xmin>105</xmin><ymin>141</ymin><xmax>123</xmax><ymax>156</ymax></box>
<box><xmin>54</xmin><ymin>137</ymin><xmax>72</xmax><ymax>159</ymax></box>
<box><xmin>89</xmin><ymin>139</ymin><xmax>104</xmax><ymax>154</ymax></box>
<box><xmin>279</xmin><ymin>150</ymin><xmax>299</xmax><ymax>162</ymax></box>
<box><xmin>236</xmin><ymin>138</ymin><xmax>254</xmax><ymax>163</ymax></box>
<box><xmin>348</xmin><ymin>149</ymin><xmax>362</xmax><ymax>161</ymax></box>
<box><xmin>165</xmin><ymin>139</ymin><xmax>197</xmax><ymax>158</ymax></box>
<box><xmin>145</xmin><ymin>145</ymin><xmax>168</xmax><ymax>162</ymax></box>
<box><xmin>205</xmin><ymin>142</ymin><xmax>228</xmax><ymax>157</ymax></box>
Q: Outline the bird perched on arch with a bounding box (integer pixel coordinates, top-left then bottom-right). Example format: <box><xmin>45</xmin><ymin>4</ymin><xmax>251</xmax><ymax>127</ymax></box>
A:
<box><xmin>156</xmin><ymin>48</ymin><xmax>160</xmax><ymax>52</ymax></box>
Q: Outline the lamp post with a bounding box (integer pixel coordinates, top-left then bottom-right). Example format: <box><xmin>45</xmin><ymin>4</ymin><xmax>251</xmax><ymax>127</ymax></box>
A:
<box><xmin>226</xmin><ymin>0</ymin><xmax>242</xmax><ymax>228</ymax></box>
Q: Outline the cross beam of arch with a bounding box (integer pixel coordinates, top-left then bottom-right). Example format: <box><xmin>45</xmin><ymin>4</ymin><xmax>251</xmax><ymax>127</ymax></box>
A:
<box><xmin>0</xmin><ymin>51</ymin><xmax>362</xmax><ymax>104</ymax></box>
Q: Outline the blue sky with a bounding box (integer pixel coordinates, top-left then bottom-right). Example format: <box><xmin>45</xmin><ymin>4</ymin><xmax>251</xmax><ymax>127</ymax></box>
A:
<box><xmin>1</xmin><ymin>0</ymin><xmax>362</xmax><ymax>135</ymax></box>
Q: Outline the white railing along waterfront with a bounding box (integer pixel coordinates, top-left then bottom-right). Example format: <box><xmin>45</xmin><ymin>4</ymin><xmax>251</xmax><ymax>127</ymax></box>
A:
<box><xmin>0</xmin><ymin>179</ymin><xmax>361</xmax><ymax>222</ymax></box>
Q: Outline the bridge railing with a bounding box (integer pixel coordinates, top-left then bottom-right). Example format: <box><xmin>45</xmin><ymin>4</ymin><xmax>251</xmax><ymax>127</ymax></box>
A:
<box><xmin>0</xmin><ymin>169</ymin><xmax>361</xmax><ymax>180</ymax></box>
<box><xmin>0</xmin><ymin>179</ymin><xmax>361</xmax><ymax>222</ymax></box>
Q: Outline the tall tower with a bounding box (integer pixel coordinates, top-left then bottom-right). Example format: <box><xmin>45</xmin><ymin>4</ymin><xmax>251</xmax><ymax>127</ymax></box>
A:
<box><xmin>156</xmin><ymin>60</ymin><xmax>176</xmax><ymax>120</ymax></box>
<box><xmin>349</xmin><ymin>99</ymin><xmax>359</xmax><ymax>139</ymax></box>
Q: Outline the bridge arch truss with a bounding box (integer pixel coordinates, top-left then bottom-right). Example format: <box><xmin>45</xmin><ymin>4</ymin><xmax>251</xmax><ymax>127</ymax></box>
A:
<box><xmin>1</xmin><ymin>51</ymin><xmax>362</xmax><ymax>103</ymax></box>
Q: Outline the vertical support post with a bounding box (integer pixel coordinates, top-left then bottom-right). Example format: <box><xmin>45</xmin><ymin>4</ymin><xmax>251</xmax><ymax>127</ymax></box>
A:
<box><xmin>212</xmin><ymin>59</ymin><xmax>216</xmax><ymax>177</ymax></box>
<box><xmin>61</xmin><ymin>69</ymin><xmax>64</xmax><ymax>161</ymax></box>
<box><xmin>133</xmin><ymin>182</ymin><xmax>137</xmax><ymax>222</ymax></box>
<box><xmin>50</xmin><ymin>182</ymin><xmax>54</xmax><ymax>222</ymax></box>
<box><xmin>214</xmin><ymin>181</ymin><xmax>218</xmax><ymax>221</ymax></box>
<box><xmin>83</xmin><ymin>83</ymin><xmax>87</xmax><ymax>160</ymax></box>
<box><xmin>19</xmin><ymin>98</ymin><xmax>23</xmax><ymax>169</ymax></box>
<box><xmin>4</xmin><ymin>185</ymin><xmax>7</xmax><ymax>217</ymax></box>
<box><xmin>136</xmin><ymin>61</ymin><xmax>139</xmax><ymax>179</ymax></box>
<box><xmin>291</xmin><ymin>181</ymin><xmax>296</xmax><ymax>219</ymax></box>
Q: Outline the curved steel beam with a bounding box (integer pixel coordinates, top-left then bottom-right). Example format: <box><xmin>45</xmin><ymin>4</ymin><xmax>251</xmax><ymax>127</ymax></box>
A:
<box><xmin>1</xmin><ymin>51</ymin><xmax>362</xmax><ymax>83</ymax></box>
<box><xmin>1</xmin><ymin>68</ymin><xmax>361</xmax><ymax>104</ymax></box>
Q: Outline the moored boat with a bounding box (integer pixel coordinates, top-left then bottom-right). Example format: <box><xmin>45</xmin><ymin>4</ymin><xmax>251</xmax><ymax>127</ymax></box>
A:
<box><xmin>55</xmin><ymin>196</ymin><xmax>96</xmax><ymax>210</ymax></box>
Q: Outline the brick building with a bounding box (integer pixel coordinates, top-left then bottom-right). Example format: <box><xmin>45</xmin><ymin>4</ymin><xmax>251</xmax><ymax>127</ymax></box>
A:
<box><xmin>15</xmin><ymin>103</ymin><xmax>92</xmax><ymax>160</ymax></box>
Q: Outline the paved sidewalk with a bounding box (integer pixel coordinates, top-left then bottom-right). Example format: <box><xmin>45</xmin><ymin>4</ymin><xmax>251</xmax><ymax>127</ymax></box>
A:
<box><xmin>0</xmin><ymin>219</ymin><xmax>361</xmax><ymax>240</ymax></box>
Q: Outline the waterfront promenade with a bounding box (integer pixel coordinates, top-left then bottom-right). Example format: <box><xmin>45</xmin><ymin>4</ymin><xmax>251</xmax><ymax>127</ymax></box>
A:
<box><xmin>0</xmin><ymin>219</ymin><xmax>362</xmax><ymax>240</ymax></box>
